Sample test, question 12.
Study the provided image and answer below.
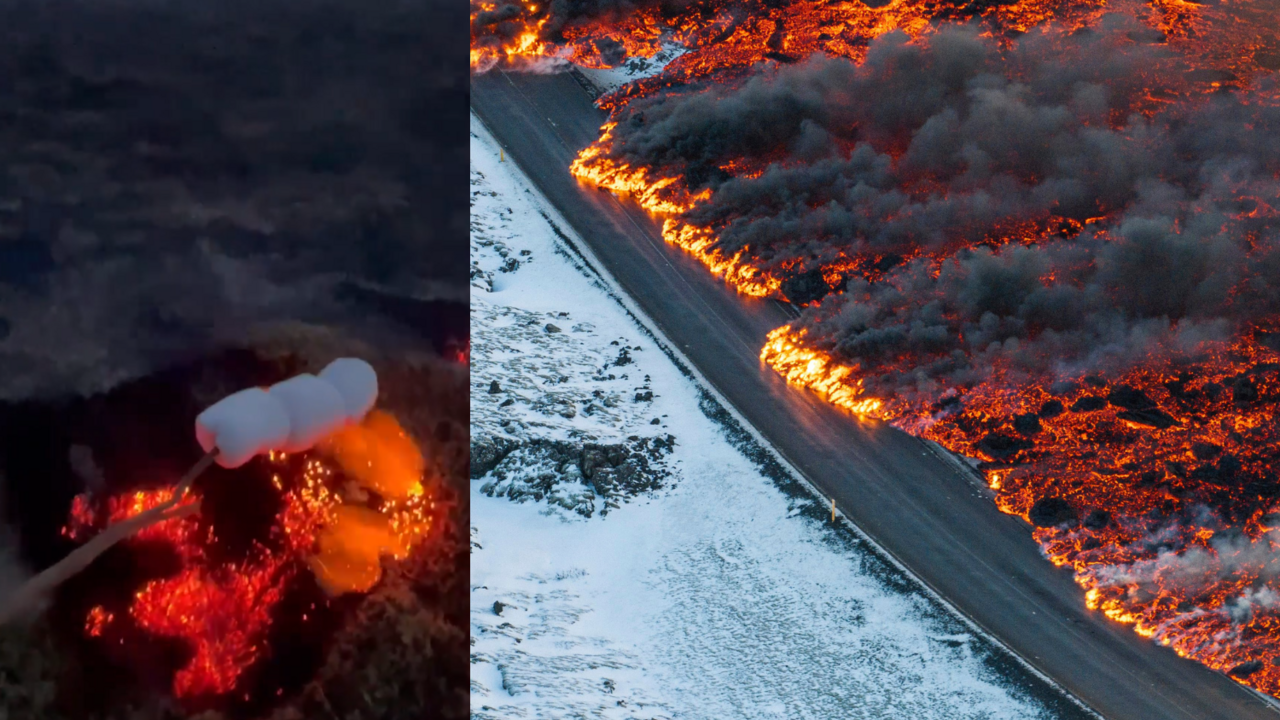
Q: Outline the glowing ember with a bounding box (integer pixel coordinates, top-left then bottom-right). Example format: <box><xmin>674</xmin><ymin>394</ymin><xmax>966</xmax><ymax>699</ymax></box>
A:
<box><xmin>85</xmin><ymin>605</ymin><xmax>112</xmax><ymax>637</ymax></box>
<box><xmin>761</xmin><ymin>326</ymin><xmax>882</xmax><ymax>416</ymax></box>
<box><xmin>64</xmin><ymin>410</ymin><xmax>436</xmax><ymax>700</ymax></box>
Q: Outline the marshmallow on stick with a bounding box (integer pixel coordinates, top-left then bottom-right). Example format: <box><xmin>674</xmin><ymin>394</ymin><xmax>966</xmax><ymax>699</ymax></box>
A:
<box><xmin>0</xmin><ymin>358</ymin><xmax>381</xmax><ymax>628</ymax></box>
<box><xmin>196</xmin><ymin>358</ymin><xmax>379</xmax><ymax>468</ymax></box>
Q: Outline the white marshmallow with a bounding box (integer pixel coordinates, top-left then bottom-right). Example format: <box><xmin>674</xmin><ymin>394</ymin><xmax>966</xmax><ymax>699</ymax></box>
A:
<box><xmin>318</xmin><ymin>358</ymin><xmax>378</xmax><ymax>423</ymax></box>
<box><xmin>268</xmin><ymin>374</ymin><xmax>350</xmax><ymax>452</ymax></box>
<box><xmin>195</xmin><ymin>388</ymin><xmax>291</xmax><ymax>469</ymax></box>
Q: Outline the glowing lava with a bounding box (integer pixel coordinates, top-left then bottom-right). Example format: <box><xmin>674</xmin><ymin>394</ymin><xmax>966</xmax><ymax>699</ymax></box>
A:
<box><xmin>64</xmin><ymin>410</ymin><xmax>436</xmax><ymax>700</ymax></box>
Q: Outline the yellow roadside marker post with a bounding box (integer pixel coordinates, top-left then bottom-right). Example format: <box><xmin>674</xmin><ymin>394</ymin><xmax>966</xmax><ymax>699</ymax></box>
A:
<box><xmin>831</xmin><ymin>497</ymin><xmax>836</xmax><ymax>522</ymax></box>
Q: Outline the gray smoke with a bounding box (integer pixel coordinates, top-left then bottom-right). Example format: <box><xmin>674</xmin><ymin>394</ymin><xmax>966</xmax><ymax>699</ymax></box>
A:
<box><xmin>594</xmin><ymin>18</ymin><xmax>1280</xmax><ymax>393</ymax></box>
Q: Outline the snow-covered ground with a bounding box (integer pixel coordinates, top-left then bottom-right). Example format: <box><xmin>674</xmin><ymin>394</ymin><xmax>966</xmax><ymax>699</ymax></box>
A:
<box><xmin>469</xmin><ymin>111</ymin><xmax>1082</xmax><ymax>720</ymax></box>
<box><xmin>574</xmin><ymin>44</ymin><xmax>686</xmax><ymax>95</ymax></box>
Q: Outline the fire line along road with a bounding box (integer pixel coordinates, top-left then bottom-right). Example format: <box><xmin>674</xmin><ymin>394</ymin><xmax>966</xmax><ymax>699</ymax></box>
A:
<box><xmin>470</xmin><ymin>69</ymin><xmax>1280</xmax><ymax>720</ymax></box>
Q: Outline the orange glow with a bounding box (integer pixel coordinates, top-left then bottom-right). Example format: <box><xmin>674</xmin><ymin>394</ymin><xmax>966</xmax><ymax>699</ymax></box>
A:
<box><xmin>85</xmin><ymin>605</ymin><xmax>112</xmax><ymax>637</ymax></box>
<box><xmin>308</xmin><ymin>506</ymin><xmax>406</xmax><ymax>596</ymax></box>
<box><xmin>320</xmin><ymin>410</ymin><xmax>425</xmax><ymax>501</ymax></box>
<box><xmin>533</xmin><ymin>0</ymin><xmax>1274</xmax><ymax>301</ymax></box>
<box><xmin>767</xmin><ymin>324</ymin><xmax>1280</xmax><ymax>692</ymax></box>
<box><xmin>64</xmin><ymin>409</ymin><xmax>436</xmax><ymax>700</ymax></box>
<box><xmin>760</xmin><ymin>326</ymin><xmax>883</xmax><ymax>416</ymax></box>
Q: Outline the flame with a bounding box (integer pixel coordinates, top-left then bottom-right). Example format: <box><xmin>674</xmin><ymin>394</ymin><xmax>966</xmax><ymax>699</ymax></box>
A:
<box><xmin>64</xmin><ymin>409</ymin><xmax>436</xmax><ymax>700</ymax></box>
<box><xmin>761</xmin><ymin>326</ymin><xmax>883</xmax><ymax>416</ymax></box>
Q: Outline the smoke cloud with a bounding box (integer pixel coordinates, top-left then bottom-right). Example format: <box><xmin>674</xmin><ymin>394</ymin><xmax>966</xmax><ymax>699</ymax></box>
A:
<box><xmin>594</xmin><ymin>19</ymin><xmax>1280</xmax><ymax>395</ymax></box>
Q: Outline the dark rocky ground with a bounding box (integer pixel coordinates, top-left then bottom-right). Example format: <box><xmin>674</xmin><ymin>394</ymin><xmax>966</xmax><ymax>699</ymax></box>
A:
<box><xmin>472</xmin><ymin>434</ymin><xmax>675</xmax><ymax>517</ymax></box>
<box><xmin>0</xmin><ymin>1</ymin><xmax>467</xmax><ymax>718</ymax></box>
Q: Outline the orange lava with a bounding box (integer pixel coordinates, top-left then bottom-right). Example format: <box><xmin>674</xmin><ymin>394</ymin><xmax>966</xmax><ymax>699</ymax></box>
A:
<box><xmin>63</xmin><ymin>410</ymin><xmax>436</xmax><ymax>700</ymax></box>
<box><xmin>761</xmin><ymin>326</ymin><xmax>883</xmax><ymax>416</ymax></box>
<box><xmin>764</xmin><ymin>320</ymin><xmax>1280</xmax><ymax>691</ymax></box>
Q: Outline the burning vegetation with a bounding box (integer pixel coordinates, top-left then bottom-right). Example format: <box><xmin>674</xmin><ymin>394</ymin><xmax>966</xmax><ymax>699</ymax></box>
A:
<box><xmin>473</xmin><ymin>0</ymin><xmax>1280</xmax><ymax>697</ymax></box>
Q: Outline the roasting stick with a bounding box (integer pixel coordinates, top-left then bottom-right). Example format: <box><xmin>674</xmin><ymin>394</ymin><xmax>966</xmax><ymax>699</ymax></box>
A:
<box><xmin>0</xmin><ymin>449</ymin><xmax>219</xmax><ymax>626</ymax></box>
<box><xmin>0</xmin><ymin>358</ymin><xmax>379</xmax><ymax>627</ymax></box>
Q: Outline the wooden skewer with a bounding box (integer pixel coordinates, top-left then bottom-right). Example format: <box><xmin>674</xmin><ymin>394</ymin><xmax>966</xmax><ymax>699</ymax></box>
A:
<box><xmin>0</xmin><ymin>449</ymin><xmax>219</xmax><ymax>626</ymax></box>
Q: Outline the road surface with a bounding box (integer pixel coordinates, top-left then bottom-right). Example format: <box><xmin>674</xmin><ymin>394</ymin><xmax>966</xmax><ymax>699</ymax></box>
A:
<box><xmin>470</xmin><ymin>68</ymin><xmax>1280</xmax><ymax>720</ymax></box>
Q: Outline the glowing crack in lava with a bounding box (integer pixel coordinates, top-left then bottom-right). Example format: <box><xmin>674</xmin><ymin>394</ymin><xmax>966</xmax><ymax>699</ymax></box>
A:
<box><xmin>472</xmin><ymin>0</ymin><xmax>1280</xmax><ymax>697</ymax></box>
<box><xmin>64</xmin><ymin>410</ymin><xmax>435</xmax><ymax>699</ymax></box>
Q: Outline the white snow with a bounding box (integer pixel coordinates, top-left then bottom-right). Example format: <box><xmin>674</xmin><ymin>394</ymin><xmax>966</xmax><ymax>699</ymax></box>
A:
<box><xmin>574</xmin><ymin>44</ymin><xmax>686</xmax><ymax>95</ymax></box>
<box><xmin>469</xmin><ymin>113</ymin><xmax>1064</xmax><ymax>719</ymax></box>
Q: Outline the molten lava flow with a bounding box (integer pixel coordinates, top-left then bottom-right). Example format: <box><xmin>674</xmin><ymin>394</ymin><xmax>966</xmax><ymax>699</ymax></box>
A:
<box><xmin>761</xmin><ymin>326</ymin><xmax>883</xmax><ymax>416</ymax></box>
<box><xmin>310</xmin><ymin>410</ymin><xmax>434</xmax><ymax>595</ymax></box>
<box><xmin>63</xmin><ymin>410</ymin><xmax>436</xmax><ymax>700</ymax></box>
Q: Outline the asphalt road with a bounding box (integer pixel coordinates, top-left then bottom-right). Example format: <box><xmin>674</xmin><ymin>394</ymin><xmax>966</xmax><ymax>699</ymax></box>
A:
<box><xmin>470</xmin><ymin>69</ymin><xmax>1280</xmax><ymax>720</ymax></box>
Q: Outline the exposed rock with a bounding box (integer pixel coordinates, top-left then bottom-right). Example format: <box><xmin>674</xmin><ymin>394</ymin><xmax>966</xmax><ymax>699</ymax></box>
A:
<box><xmin>470</xmin><ymin>436</ymin><xmax>520</xmax><ymax>479</ymax></box>
<box><xmin>1069</xmin><ymin>396</ymin><xmax>1107</xmax><ymax>413</ymax></box>
<box><xmin>1230</xmin><ymin>660</ymin><xmax>1264</xmax><ymax>678</ymax></box>
<box><xmin>1191</xmin><ymin>442</ymin><xmax>1222</xmax><ymax>461</ymax></box>
<box><xmin>780</xmin><ymin>268</ymin><xmax>832</xmax><ymax>305</ymax></box>
<box><xmin>1083</xmin><ymin>509</ymin><xmax>1111</xmax><ymax>530</ymax></box>
<box><xmin>544</xmin><ymin>324</ymin><xmax>562</xmax><ymax>334</ymax></box>
<box><xmin>475</xmin><ymin>434</ymin><xmax>675</xmax><ymax>518</ymax></box>
<box><xmin>1029</xmin><ymin>497</ymin><xmax>1078</xmax><ymax>527</ymax></box>
<box><xmin>1107</xmin><ymin>385</ymin><xmax>1156</xmax><ymax>411</ymax></box>
<box><xmin>1116</xmin><ymin>408</ymin><xmax>1176</xmax><ymax>429</ymax></box>
<box><xmin>488</xmin><ymin>380</ymin><xmax>502</xmax><ymax>394</ymax></box>
<box><xmin>1012</xmin><ymin>413</ymin><xmax>1041</xmax><ymax>436</ymax></box>
<box><xmin>1190</xmin><ymin>454</ymin><xmax>1243</xmax><ymax>486</ymax></box>
<box><xmin>975</xmin><ymin>432</ymin><xmax>1033</xmax><ymax>460</ymax></box>
<box><xmin>1232</xmin><ymin>376</ymin><xmax>1258</xmax><ymax>404</ymax></box>
<box><xmin>1037</xmin><ymin>399</ymin><xmax>1064</xmax><ymax>418</ymax></box>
